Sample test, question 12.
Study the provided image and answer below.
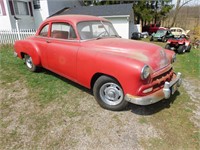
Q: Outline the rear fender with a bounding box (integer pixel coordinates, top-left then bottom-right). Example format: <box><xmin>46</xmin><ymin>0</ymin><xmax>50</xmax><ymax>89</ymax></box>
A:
<box><xmin>15</xmin><ymin>40</ymin><xmax>41</xmax><ymax>66</ymax></box>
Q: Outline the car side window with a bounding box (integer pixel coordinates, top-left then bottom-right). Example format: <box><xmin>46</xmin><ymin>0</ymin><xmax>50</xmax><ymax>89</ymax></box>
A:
<box><xmin>171</xmin><ymin>29</ymin><xmax>175</xmax><ymax>32</ymax></box>
<box><xmin>51</xmin><ymin>23</ymin><xmax>77</xmax><ymax>40</ymax></box>
<box><xmin>177</xmin><ymin>29</ymin><xmax>182</xmax><ymax>33</ymax></box>
<box><xmin>79</xmin><ymin>25</ymin><xmax>93</xmax><ymax>39</ymax></box>
<box><xmin>39</xmin><ymin>24</ymin><xmax>49</xmax><ymax>37</ymax></box>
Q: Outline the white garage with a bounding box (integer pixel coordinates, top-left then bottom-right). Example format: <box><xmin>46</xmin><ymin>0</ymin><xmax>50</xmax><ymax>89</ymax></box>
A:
<box><xmin>104</xmin><ymin>16</ymin><xmax>134</xmax><ymax>39</ymax></box>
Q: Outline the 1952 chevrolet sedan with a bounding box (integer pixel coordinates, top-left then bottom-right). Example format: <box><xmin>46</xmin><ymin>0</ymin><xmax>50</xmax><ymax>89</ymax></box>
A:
<box><xmin>14</xmin><ymin>15</ymin><xmax>182</xmax><ymax>111</ymax></box>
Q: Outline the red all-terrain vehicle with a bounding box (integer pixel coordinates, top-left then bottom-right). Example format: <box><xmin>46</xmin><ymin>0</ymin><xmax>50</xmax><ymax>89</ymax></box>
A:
<box><xmin>165</xmin><ymin>35</ymin><xmax>191</xmax><ymax>54</ymax></box>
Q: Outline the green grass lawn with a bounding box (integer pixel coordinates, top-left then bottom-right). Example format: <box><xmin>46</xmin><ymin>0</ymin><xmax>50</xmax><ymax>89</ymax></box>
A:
<box><xmin>0</xmin><ymin>43</ymin><xmax>199</xmax><ymax>149</ymax></box>
<box><xmin>0</xmin><ymin>45</ymin><xmax>72</xmax><ymax>105</ymax></box>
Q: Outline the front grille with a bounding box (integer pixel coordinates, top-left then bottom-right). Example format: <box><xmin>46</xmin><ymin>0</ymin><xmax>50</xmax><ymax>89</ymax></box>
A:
<box><xmin>138</xmin><ymin>67</ymin><xmax>174</xmax><ymax>96</ymax></box>
<box><xmin>152</xmin><ymin>68</ymin><xmax>173</xmax><ymax>91</ymax></box>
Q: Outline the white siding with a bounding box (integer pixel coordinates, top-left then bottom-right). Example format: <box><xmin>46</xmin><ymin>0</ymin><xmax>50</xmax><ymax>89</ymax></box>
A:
<box><xmin>11</xmin><ymin>16</ymin><xmax>35</xmax><ymax>30</ymax></box>
<box><xmin>0</xmin><ymin>0</ymin><xmax>12</xmax><ymax>30</ymax></box>
<box><xmin>0</xmin><ymin>0</ymin><xmax>35</xmax><ymax>30</ymax></box>
<box><xmin>34</xmin><ymin>0</ymin><xmax>82</xmax><ymax>29</ymax></box>
<box><xmin>33</xmin><ymin>0</ymin><xmax>49</xmax><ymax>29</ymax></box>
<box><xmin>105</xmin><ymin>17</ymin><xmax>129</xmax><ymax>39</ymax></box>
<box><xmin>0</xmin><ymin>16</ymin><xmax>11</xmax><ymax>30</ymax></box>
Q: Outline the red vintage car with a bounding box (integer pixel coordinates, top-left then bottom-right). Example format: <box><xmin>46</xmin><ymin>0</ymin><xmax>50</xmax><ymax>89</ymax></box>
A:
<box><xmin>14</xmin><ymin>15</ymin><xmax>182</xmax><ymax>111</ymax></box>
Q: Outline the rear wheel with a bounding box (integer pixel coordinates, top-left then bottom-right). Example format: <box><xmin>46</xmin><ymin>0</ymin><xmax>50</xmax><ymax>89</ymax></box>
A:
<box><xmin>186</xmin><ymin>45</ymin><xmax>191</xmax><ymax>52</ymax></box>
<box><xmin>24</xmin><ymin>54</ymin><xmax>38</xmax><ymax>72</ymax></box>
<box><xmin>177</xmin><ymin>45</ymin><xmax>186</xmax><ymax>54</ymax></box>
<box><xmin>93</xmin><ymin>76</ymin><xmax>128</xmax><ymax>111</ymax></box>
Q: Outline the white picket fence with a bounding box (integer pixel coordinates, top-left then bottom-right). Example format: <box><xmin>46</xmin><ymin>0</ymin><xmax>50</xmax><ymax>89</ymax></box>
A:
<box><xmin>0</xmin><ymin>29</ymin><xmax>36</xmax><ymax>44</ymax></box>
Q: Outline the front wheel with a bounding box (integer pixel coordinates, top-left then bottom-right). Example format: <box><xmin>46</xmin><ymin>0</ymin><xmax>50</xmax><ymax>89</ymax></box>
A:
<box><xmin>93</xmin><ymin>76</ymin><xmax>128</xmax><ymax>111</ymax></box>
<box><xmin>165</xmin><ymin>44</ymin><xmax>171</xmax><ymax>50</ymax></box>
<box><xmin>24</xmin><ymin>54</ymin><xmax>38</xmax><ymax>72</ymax></box>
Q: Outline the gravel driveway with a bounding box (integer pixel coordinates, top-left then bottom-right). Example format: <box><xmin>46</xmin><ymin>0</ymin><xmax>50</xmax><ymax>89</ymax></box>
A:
<box><xmin>1</xmin><ymin>77</ymin><xmax>199</xmax><ymax>149</ymax></box>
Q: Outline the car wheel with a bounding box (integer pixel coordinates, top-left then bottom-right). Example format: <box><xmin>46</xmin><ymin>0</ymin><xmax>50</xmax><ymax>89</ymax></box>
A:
<box><xmin>177</xmin><ymin>45</ymin><xmax>186</xmax><ymax>54</ymax></box>
<box><xmin>24</xmin><ymin>54</ymin><xmax>38</xmax><ymax>72</ymax></box>
<box><xmin>165</xmin><ymin>44</ymin><xmax>171</xmax><ymax>50</ymax></box>
<box><xmin>162</xmin><ymin>37</ymin><xmax>167</xmax><ymax>42</ymax></box>
<box><xmin>93</xmin><ymin>76</ymin><xmax>128</xmax><ymax>111</ymax></box>
<box><xmin>186</xmin><ymin>45</ymin><xmax>191</xmax><ymax>52</ymax></box>
<box><xmin>150</xmin><ymin>36</ymin><xmax>153</xmax><ymax>41</ymax></box>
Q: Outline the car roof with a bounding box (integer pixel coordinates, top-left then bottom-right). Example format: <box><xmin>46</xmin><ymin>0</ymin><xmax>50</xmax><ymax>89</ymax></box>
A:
<box><xmin>46</xmin><ymin>15</ymin><xmax>109</xmax><ymax>24</ymax></box>
<box><xmin>157</xmin><ymin>29</ymin><xmax>169</xmax><ymax>31</ymax></box>
<box><xmin>170</xmin><ymin>27</ymin><xmax>183</xmax><ymax>30</ymax></box>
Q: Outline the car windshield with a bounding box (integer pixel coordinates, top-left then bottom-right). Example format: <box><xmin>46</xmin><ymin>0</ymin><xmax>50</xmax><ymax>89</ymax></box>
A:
<box><xmin>156</xmin><ymin>30</ymin><xmax>167</xmax><ymax>34</ymax></box>
<box><xmin>77</xmin><ymin>21</ymin><xmax>119</xmax><ymax>40</ymax></box>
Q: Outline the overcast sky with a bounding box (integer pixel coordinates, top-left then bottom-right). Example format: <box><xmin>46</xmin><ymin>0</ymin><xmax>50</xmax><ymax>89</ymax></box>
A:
<box><xmin>172</xmin><ymin>0</ymin><xmax>200</xmax><ymax>6</ymax></box>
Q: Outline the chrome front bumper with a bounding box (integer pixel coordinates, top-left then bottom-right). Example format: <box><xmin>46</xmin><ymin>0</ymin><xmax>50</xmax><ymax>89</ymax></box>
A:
<box><xmin>125</xmin><ymin>72</ymin><xmax>182</xmax><ymax>105</ymax></box>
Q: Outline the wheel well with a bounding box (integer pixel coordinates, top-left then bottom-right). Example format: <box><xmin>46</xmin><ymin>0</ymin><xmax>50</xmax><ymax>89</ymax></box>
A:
<box><xmin>90</xmin><ymin>73</ymin><xmax>121</xmax><ymax>90</ymax></box>
<box><xmin>20</xmin><ymin>52</ymin><xmax>26</xmax><ymax>59</ymax></box>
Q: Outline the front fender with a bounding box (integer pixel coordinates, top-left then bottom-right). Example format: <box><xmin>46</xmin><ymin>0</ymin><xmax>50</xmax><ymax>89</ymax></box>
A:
<box><xmin>77</xmin><ymin>47</ymin><xmax>146</xmax><ymax>95</ymax></box>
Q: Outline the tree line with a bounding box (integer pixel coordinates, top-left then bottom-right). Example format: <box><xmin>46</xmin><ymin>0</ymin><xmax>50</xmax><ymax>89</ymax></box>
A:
<box><xmin>82</xmin><ymin>0</ymin><xmax>195</xmax><ymax>28</ymax></box>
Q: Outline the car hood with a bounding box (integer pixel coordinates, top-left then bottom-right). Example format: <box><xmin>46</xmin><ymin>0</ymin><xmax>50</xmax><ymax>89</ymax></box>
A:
<box><xmin>82</xmin><ymin>38</ymin><xmax>169</xmax><ymax>71</ymax></box>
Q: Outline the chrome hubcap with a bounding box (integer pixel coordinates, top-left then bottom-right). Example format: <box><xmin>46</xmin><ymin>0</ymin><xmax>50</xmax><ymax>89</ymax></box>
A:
<box><xmin>100</xmin><ymin>83</ymin><xmax>123</xmax><ymax>105</ymax></box>
<box><xmin>26</xmin><ymin>56</ymin><xmax>33</xmax><ymax>68</ymax></box>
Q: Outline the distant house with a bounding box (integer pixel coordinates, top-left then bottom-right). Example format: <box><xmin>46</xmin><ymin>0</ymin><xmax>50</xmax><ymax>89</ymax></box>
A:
<box><xmin>53</xmin><ymin>4</ymin><xmax>137</xmax><ymax>39</ymax></box>
<box><xmin>33</xmin><ymin>0</ymin><xmax>82</xmax><ymax>28</ymax></box>
<box><xmin>0</xmin><ymin>0</ymin><xmax>82</xmax><ymax>30</ymax></box>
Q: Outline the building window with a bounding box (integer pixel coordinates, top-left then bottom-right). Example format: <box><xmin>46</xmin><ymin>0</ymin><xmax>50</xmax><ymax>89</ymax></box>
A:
<box><xmin>33</xmin><ymin>0</ymin><xmax>40</xmax><ymax>9</ymax></box>
<box><xmin>14</xmin><ymin>1</ymin><xmax>29</xmax><ymax>15</ymax></box>
<box><xmin>9</xmin><ymin>0</ymin><xmax>33</xmax><ymax>16</ymax></box>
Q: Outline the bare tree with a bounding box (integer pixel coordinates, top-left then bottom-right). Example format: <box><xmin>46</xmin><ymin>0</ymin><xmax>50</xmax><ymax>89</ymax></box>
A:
<box><xmin>170</xmin><ymin>0</ymin><xmax>193</xmax><ymax>27</ymax></box>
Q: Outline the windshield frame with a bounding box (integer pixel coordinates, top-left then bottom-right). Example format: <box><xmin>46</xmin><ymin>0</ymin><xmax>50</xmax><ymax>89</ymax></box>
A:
<box><xmin>77</xmin><ymin>20</ymin><xmax>119</xmax><ymax>40</ymax></box>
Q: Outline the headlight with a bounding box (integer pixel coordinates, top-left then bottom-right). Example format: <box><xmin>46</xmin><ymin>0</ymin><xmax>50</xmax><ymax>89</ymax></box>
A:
<box><xmin>172</xmin><ymin>53</ymin><xmax>176</xmax><ymax>63</ymax></box>
<box><xmin>141</xmin><ymin>65</ymin><xmax>150</xmax><ymax>80</ymax></box>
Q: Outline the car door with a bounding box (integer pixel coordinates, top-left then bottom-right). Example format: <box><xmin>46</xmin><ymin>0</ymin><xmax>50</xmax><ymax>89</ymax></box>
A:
<box><xmin>46</xmin><ymin>22</ymin><xmax>80</xmax><ymax>81</ymax></box>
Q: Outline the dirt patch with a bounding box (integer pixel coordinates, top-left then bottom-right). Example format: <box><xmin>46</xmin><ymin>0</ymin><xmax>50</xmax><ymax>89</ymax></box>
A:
<box><xmin>182</xmin><ymin>77</ymin><xmax>200</xmax><ymax>128</ymax></box>
<box><xmin>0</xmin><ymin>80</ymin><xmax>41</xmax><ymax>149</ymax></box>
